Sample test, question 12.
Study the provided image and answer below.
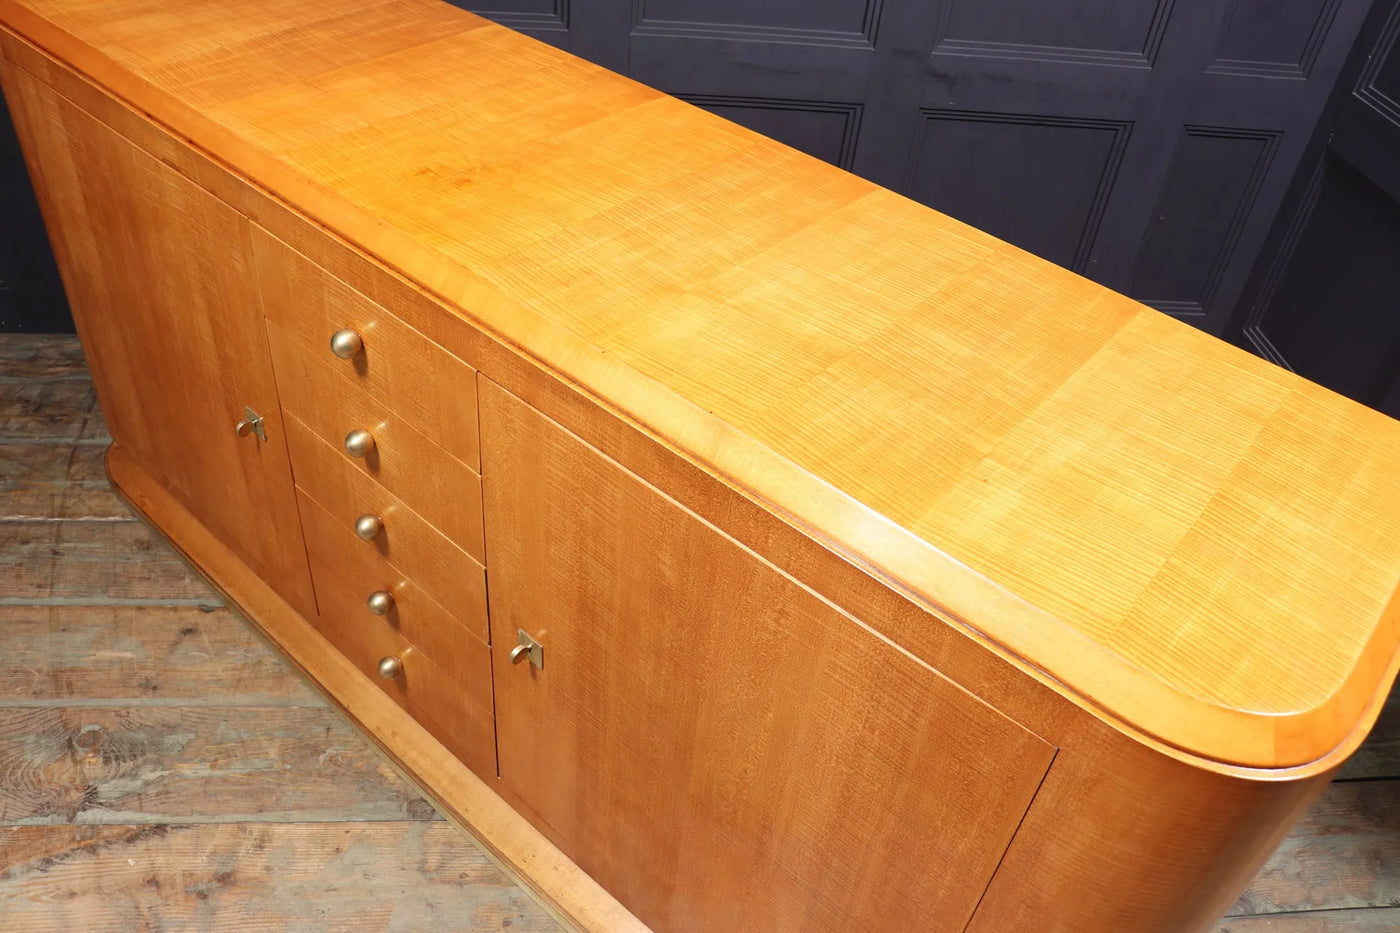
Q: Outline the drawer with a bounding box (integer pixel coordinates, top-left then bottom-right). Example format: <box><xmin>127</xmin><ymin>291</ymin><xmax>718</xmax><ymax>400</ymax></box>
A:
<box><xmin>252</xmin><ymin>225</ymin><xmax>479</xmax><ymax>471</ymax></box>
<box><xmin>269</xmin><ymin>316</ymin><xmax>485</xmax><ymax>558</ymax></box>
<box><xmin>306</xmin><ymin>547</ymin><xmax>496</xmax><ymax>779</ymax></box>
<box><xmin>297</xmin><ymin>487</ymin><xmax>487</xmax><ymax>651</ymax></box>
<box><xmin>286</xmin><ymin>411</ymin><xmax>488</xmax><ymax>606</ymax></box>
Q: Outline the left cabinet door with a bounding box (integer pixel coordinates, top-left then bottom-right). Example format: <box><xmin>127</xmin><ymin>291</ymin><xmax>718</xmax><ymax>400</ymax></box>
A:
<box><xmin>3</xmin><ymin>68</ymin><xmax>316</xmax><ymax>618</ymax></box>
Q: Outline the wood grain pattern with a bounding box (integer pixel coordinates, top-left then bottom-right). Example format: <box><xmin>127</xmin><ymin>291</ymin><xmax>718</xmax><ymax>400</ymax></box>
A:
<box><xmin>1219</xmin><ymin>910</ymin><xmax>1400</xmax><ymax>932</ymax></box>
<box><xmin>252</xmin><ymin>224</ymin><xmax>481</xmax><ymax>472</ymax></box>
<box><xmin>0</xmin><ymin>0</ymin><xmax>1395</xmax><ymax>769</ymax></box>
<box><xmin>1230</xmin><ymin>780</ymin><xmax>1400</xmax><ymax>916</ymax></box>
<box><xmin>0</xmin><ymin>706</ymin><xmax>435</xmax><ymax>824</ymax></box>
<box><xmin>480</xmin><ymin>377</ymin><xmax>1055</xmax><ymax>933</ymax></box>
<box><xmin>2</xmin><ymin>69</ymin><xmax>317</xmax><ymax>620</ymax></box>
<box><xmin>0</xmin><ymin>332</ymin><xmax>87</xmax><ymax>380</ymax></box>
<box><xmin>267</xmin><ymin>316</ymin><xmax>485</xmax><ymax>560</ymax></box>
<box><xmin>0</xmin><ymin>822</ymin><xmax>562</xmax><ymax>932</ymax></box>
<box><xmin>284</xmin><ymin>411</ymin><xmax>488</xmax><ymax>605</ymax></box>
<box><xmin>2</xmin><ymin>5</ymin><xmax>1397</xmax><ymax>930</ymax></box>
<box><xmin>102</xmin><ymin>440</ymin><xmax>645</xmax><ymax>932</ymax></box>
<box><xmin>0</xmin><ymin>606</ymin><xmax>323</xmax><ymax>708</ymax></box>
<box><xmin>0</xmin><ymin>366</ymin><xmax>564</xmax><ymax>932</ymax></box>
<box><xmin>0</xmin><ymin>442</ymin><xmax>128</xmax><ymax>521</ymax></box>
<box><xmin>0</xmin><ymin>520</ymin><xmax>222</xmax><ymax>604</ymax></box>
<box><xmin>0</xmin><ymin>375</ymin><xmax>104</xmax><ymax>441</ymax></box>
<box><xmin>304</xmin><ymin>543</ymin><xmax>497</xmax><ymax>780</ymax></box>
<box><xmin>297</xmin><ymin>487</ymin><xmax>488</xmax><ymax>657</ymax></box>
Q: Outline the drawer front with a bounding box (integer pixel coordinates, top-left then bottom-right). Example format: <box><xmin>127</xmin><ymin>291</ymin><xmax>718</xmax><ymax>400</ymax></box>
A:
<box><xmin>297</xmin><ymin>487</ymin><xmax>487</xmax><ymax>655</ymax></box>
<box><xmin>268</xmin><ymin>316</ymin><xmax>485</xmax><ymax>558</ymax></box>
<box><xmin>252</xmin><ymin>225</ymin><xmax>480</xmax><ymax>471</ymax></box>
<box><xmin>286</xmin><ymin>411</ymin><xmax>488</xmax><ymax>615</ymax></box>
<box><xmin>306</xmin><ymin>546</ymin><xmax>496</xmax><ymax>778</ymax></box>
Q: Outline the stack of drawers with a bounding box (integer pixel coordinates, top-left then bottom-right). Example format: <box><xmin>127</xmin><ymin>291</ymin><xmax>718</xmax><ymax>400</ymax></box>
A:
<box><xmin>255</xmin><ymin>227</ymin><xmax>497</xmax><ymax>776</ymax></box>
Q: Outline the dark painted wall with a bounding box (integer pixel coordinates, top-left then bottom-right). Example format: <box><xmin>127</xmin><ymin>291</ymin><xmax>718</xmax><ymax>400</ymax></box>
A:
<box><xmin>0</xmin><ymin>93</ymin><xmax>67</xmax><ymax>331</ymax></box>
<box><xmin>1231</xmin><ymin>0</ymin><xmax>1400</xmax><ymax>417</ymax></box>
<box><xmin>0</xmin><ymin>0</ymin><xmax>1381</xmax><ymax>335</ymax></box>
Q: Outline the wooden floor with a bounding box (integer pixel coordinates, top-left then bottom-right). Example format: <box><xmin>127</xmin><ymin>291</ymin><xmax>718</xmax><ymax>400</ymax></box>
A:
<box><xmin>0</xmin><ymin>333</ymin><xmax>560</xmax><ymax>930</ymax></box>
<box><xmin>0</xmin><ymin>333</ymin><xmax>1396</xmax><ymax>932</ymax></box>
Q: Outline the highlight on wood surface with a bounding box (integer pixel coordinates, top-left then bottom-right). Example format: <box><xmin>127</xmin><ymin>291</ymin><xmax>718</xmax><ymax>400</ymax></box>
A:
<box><xmin>1</xmin><ymin>0</ymin><xmax>1398</xmax><ymax>924</ymax></box>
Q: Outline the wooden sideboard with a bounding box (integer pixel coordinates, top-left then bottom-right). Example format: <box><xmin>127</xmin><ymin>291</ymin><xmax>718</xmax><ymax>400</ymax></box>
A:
<box><xmin>4</xmin><ymin>1</ymin><xmax>1400</xmax><ymax>930</ymax></box>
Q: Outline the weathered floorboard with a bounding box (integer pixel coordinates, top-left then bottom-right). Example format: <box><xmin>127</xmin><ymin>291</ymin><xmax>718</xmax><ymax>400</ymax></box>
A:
<box><xmin>1230</xmin><ymin>780</ymin><xmax>1400</xmax><ymax>916</ymax></box>
<box><xmin>0</xmin><ymin>521</ymin><xmax>222</xmax><ymax>604</ymax></box>
<box><xmin>0</xmin><ymin>443</ymin><xmax>131</xmax><ymax>521</ymax></box>
<box><xmin>0</xmin><ymin>334</ymin><xmax>87</xmax><ymax>381</ymax></box>
<box><xmin>1219</xmin><ymin>908</ymin><xmax>1400</xmax><ymax>932</ymax></box>
<box><xmin>0</xmin><ymin>706</ymin><xmax>435</xmax><ymax>824</ymax></box>
<box><xmin>0</xmin><ymin>822</ymin><xmax>563</xmax><ymax>932</ymax></box>
<box><xmin>0</xmin><ymin>606</ymin><xmax>323</xmax><ymax>707</ymax></box>
<box><xmin>0</xmin><ymin>378</ymin><xmax>107</xmax><ymax>442</ymax></box>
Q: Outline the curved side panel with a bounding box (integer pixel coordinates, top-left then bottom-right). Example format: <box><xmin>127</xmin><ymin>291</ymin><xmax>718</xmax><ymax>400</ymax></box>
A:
<box><xmin>966</xmin><ymin>712</ymin><xmax>1333</xmax><ymax>933</ymax></box>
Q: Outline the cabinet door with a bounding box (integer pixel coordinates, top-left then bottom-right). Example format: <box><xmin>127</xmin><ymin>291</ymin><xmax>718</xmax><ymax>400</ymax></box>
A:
<box><xmin>4</xmin><ymin>70</ymin><xmax>315</xmax><ymax>617</ymax></box>
<box><xmin>480</xmin><ymin>378</ymin><xmax>1056</xmax><ymax>933</ymax></box>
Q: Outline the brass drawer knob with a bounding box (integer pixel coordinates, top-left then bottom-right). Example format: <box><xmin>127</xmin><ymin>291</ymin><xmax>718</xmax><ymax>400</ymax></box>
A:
<box><xmin>366</xmin><ymin>590</ymin><xmax>395</xmax><ymax>615</ymax></box>
<box><xmin>344</xmin><ymin>428</ymin><xmax>376</xmax><ymax>457</ymax></box>
<box><xmin>378</xmin><ymin>656</ymin><xmax>402</xmax><ymax>680</ymax></box>
<box><xmin>355</xmin><ymin>514</ymin><xmax>384</xmax><ymax>541</ymax></box>
<box><xmin>509</xmin><ymin>644</ymin><xmax>530</xmax><ymax>664</ymax></box>
<box><xmin>330</xmin><ymin>328</ymin><xmax>363</xmax><ymax>359</ymax></box>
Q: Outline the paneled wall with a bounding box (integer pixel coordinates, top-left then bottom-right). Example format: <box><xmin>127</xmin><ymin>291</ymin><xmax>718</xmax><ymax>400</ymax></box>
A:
<box><xmin>459</xmin><ymin>0</ymin><xmax>1377</xmax><ymax>335</ymax></box>
<box><xmin>1232</xmin><ymin>0</ymin><xmax>1400</xmax><ymax>417</ymax></box>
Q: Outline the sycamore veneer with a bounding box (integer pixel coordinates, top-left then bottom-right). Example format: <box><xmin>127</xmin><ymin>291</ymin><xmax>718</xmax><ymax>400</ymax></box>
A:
<box><xmin>3</xmin><ymin>0</ymin><xmax>1397</xmax><ymax>772</ymax></box>
<box><xmin>4</xmin><ymin>0</ymin><xmax>1400</xmax><ymax>929</ymax></box>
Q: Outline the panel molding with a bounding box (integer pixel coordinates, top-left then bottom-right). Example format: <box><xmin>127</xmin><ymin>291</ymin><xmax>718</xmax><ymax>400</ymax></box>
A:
<box><xmin>904</xmin><ymin>110</ymin><xmax>1132</xmax><ymax>273</ymax></box>
<box><xmin>1132</xmin><ymin>125</ymin><xmax>1282</xmax><ymax>319</ymax></box>
<box><xmin>1204</xmin><ymin>0</ymin><xmax>1342</xmax><ymax>79</ymax></box>
<box><xmin>929</xmin><ymin>0</ymin><xmax>1175</xmax><ymax>68</ymax></box>
<box><xmin>677</xmin><ymin>95</ymin><xmax>864</xmax><ymax>170</ymax></box>
<box><xmin>631</xmin><ymin>0</ymin><xmax>883</xmax><ymax>50</ymax></box>
<box><xmin>469</xmin><ymin>1</ymin><xmax>569</xmax><ymax>34</ymax></box>
<box><xmin>1241</xmin><ymin>155</ymin><xmax>1330</xmax><ymax>370</ymax></box>
<box><xmin>1354</xmin><ymin>1</ymin><xmax>1400</xmax><ymax>127</ymax></box>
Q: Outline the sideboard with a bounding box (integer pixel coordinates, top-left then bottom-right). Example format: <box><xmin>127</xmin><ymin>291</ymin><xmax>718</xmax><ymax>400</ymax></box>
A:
<box><xmin>3</xmin><ymin>1</ymin><xmax>1400</xmax><ymax>930</ymax></box>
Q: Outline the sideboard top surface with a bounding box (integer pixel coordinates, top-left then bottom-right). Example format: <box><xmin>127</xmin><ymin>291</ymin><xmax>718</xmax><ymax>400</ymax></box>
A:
<box><xmin>3</xmin><ymin>0</ymin><xmax>1399</xmax><ymax>772</ymax></box>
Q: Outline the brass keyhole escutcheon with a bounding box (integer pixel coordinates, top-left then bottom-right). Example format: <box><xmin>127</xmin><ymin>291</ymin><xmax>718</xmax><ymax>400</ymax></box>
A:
<box><xmin>235</xmin><ymin>406</ymin><xmax>266</xmax><ymax>442</ymax></box>
<box><xmin>511</xmin><ymin>629</ymin><xmax>543</xmax><ymax>670</ymax></box>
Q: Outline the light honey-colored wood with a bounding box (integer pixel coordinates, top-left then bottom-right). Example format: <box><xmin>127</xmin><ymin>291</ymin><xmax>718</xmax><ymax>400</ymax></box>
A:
<box><xmin>266</xmin><ymin>315</ymin><xmax>486</xmax><ymax>560</ymax></box>
<box><xmin>305</xmin><ymin>548</ymin><xmax>496</xmax><ymax>781</ymax></box>
<box><xmin>101</xmin><ymin>441</ymin><xmax>645</xmax><ymax>933</ymax></box>
<box><xmin>252</xmin><ymin>224</ymin><xmax>481</xmax><ymax>472</ymax></box>
<box><xmin>479</xmin><ymin>376</ymin><xmax>1057</xmax><ymax>932</ymax></box>
<box><xmin>296</xmin><ymin>485</ymin><xmax>488</xmax><ymax>659</ymax></box>
<box><xmin>5</xmin><ymin>2</ymin><xmax>1400</xmax><ymax>929</ymax></box>
<box><xmin>285</xmin><ymin>411</ymin><xmax>489</xmax><ymax>627</ymax></box>
<box><xmin>1</xmin><ymin>0</ymin><xmax>1397</xmax><ymax>771</ymax></box>
<box><xmin>1</xmin><ymin>65</ymin><xmax>316</xmax><ymax>621</ymax></box>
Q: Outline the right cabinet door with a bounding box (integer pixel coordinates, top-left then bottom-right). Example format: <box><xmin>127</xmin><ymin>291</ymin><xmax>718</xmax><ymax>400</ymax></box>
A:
<box><xmin>479</xmin><ymin>378</ymin><xmax>1056</xmax><ymax>933</ymax></box>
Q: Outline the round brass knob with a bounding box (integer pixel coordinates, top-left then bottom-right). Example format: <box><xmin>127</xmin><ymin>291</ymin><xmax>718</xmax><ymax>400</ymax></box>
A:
<box><xmin>344</xmin><ymin>429</ymin><xmax>375</xmax><ymax>458</ymax></box>
<box><xmin>235</xmin><ymin>418</ymin><xmax>257</xmax><ymax>437</ymax></box>
<box><xmin>366</xmin><ymin>590</ymin><xmax>394</xmax><ymax>615</ymax></box>
<box><xmin>330</xmin><ymin>328</ymin><xmax>363</xmax><ymax>360</ymax></box>
<box><xmin>354</xmin><ymin>514</ymin><xmax>384</xmax><ymax>541</ymax></box>
<box><xmin>378</xmin><ymin>656</ymin><xmax>403</xmax><ymax>680</ymax></box>
<box><xmin>509</xmin><ymin>644</ymin><xmax>531</xmax><ymax>665</ymax></box>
